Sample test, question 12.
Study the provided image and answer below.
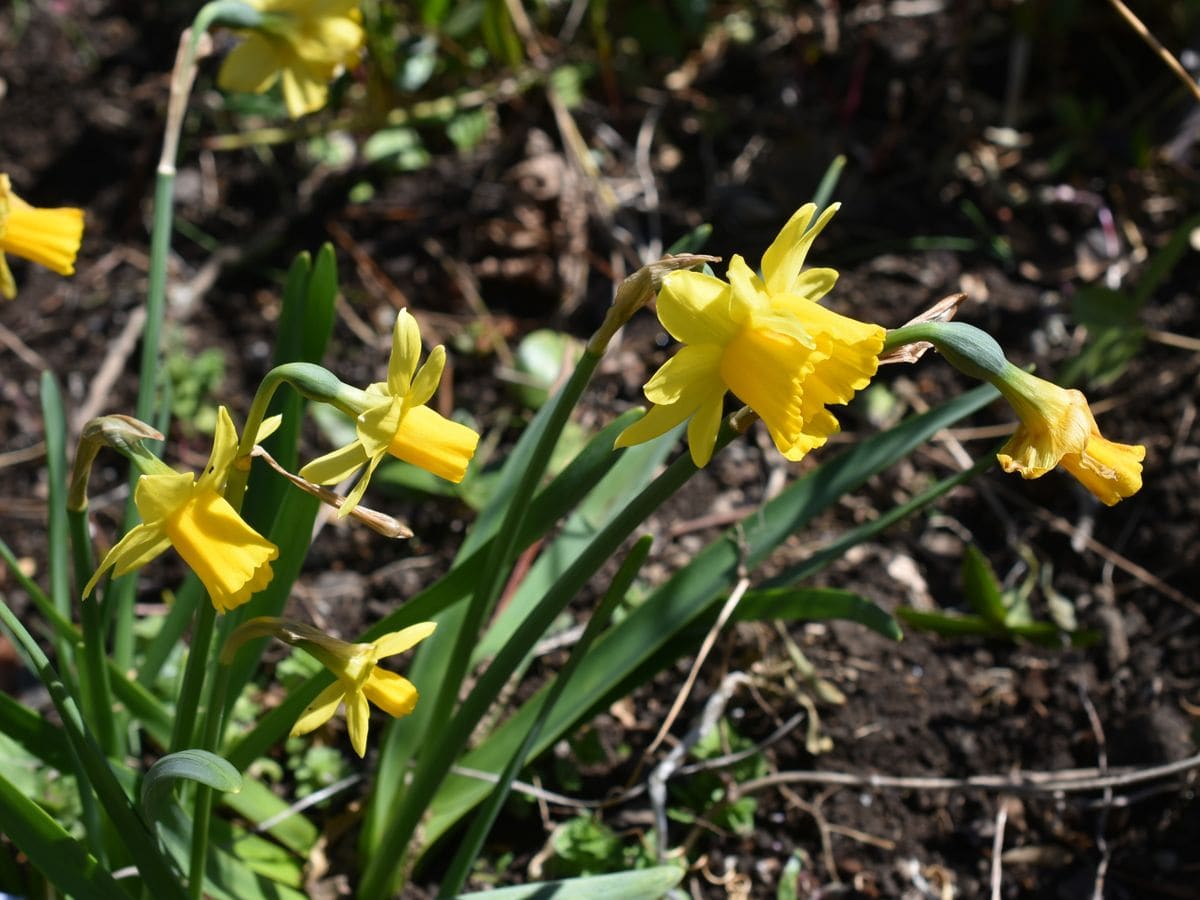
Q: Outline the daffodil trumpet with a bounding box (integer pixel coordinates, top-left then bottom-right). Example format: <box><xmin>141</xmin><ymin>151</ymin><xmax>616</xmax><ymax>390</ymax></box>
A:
<box><xmin>885</xmin><ymin>320</ymin><xmax>1145</xmax><ymax>505</ymax></box>
<box><xmin>223</xmin><ymin>617</ymin><xmax>436</xmax><ymax>757</ymax></box>
<box><xmin>0</xmin><ymin>174</ymin><xmax>85</xmax><ymax>300</ymax></box>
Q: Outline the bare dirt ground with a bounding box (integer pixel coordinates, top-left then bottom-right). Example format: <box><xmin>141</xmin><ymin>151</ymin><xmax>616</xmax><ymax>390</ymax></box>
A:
<box><xmin>2</xmin><ymin>2</ymin><xmax>1199</xmax><ymax>897</ymax></box>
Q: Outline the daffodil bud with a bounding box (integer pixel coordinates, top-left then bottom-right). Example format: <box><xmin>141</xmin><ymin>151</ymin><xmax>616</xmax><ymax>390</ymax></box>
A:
<box><xmin>70</xmin><ymin>416</ymin><xmax>168</xmax><ymax>511</ymax></box>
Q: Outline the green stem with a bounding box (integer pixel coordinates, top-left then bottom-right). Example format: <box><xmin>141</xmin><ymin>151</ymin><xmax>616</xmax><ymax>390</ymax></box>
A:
<box><xmin>358</xmin><ymin>425</ymin><xmax>723</xmax><ymax>898</ymax></box>
<box><xmin>225</xmin><ymin>361</ymin><xmax>358</xmax><ymax>508</ymax></box>
<box><xmin>425</xmin><ymin>351</ymin><xmax>600</xmax><ymax>748</ymax></box>
<box><xmin>69</xmin><ymin>509</ymin><xmax>116</xmax><ymax>756</ymax></box>
<box><xmin>188</xmin><ymin>664</ymin><xmax>230</xmax><ymax>899</ymax></box>
<box><xmin>169</xmin><ymin>601</ymin><xmax>217</xmax><ymax>753</ymax></box>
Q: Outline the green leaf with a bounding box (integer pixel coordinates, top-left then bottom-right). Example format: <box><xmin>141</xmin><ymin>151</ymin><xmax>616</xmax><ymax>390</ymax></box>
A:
<box><xmin>226</xmin><ymin>410</ymin><xmax>638</xmax><ymax>775</ymax></box>
<box><xmin>141</xmin><ymin>750</ymin><xmax>242</xmax><ymax>827</ymax></box>
<box><xmin>897</xmin><ymin>608</ymin><xmax>998</xmax><ymax>637</ymax></box>
<box><xmin>961</xmin><ymin>545</ymin><xmax>1008</xmax><ymax>626</ymax></box>
<box><xmin>423</xmin><ymin>386</ymin><xmax>997</xmax><ymax>846</ymax></box>
<box><xmin>453</xmin><ymin>865</ymin><xmax>684</xmax><ymax>899</ymax></box>
<box><xmin>733</xmin><ymin>587</ymin><xmax>901</xmax><ymax>641</ymax></box>
<box><xmin>0</xmin><ymin>769</ymin><xmax>129</xmax><ymax>900</ymax></box>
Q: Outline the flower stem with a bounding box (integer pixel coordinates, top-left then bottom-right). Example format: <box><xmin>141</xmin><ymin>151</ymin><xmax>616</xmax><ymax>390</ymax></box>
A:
<box><xmin>226</xmin><ymin>362</ymin><xmax>359</xmax><ymax>508</ymax></box>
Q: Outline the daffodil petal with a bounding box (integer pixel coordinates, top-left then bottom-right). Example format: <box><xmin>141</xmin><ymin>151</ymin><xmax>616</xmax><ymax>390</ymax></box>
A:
<box><xmin>656</xmin><ymin>270</ymin><xmax>738</xmax><ymax>346</ymax></box>
<box><xmin>372</xmin><ymin>622</ymin><xmax>437</xmax><ymax>659</ymax></box>
<box><xmin>0</xmin><ymin>253</ymin><xmax>15</xmax><ymax>300</ymax></box>
<box><xmin>362</xmin><ymin>668</ymin><xmax>419</xmax><ymax>718</ymax></box>
<box><xmin>338</xmin><ymin>450</ymin><xmax>385</xmax><ymax>517</ymax></box>
<box><xmin>406</xmin><ymin>345</ymin><xmax>445</xmax><ymax>410</ymax></box>
<box><xmin>345</xmin><ymin>689</ymin><xmax>371</xmax><ymax>757</ymax></box>
<box><xmin>686</xmin><ymin>394</ymin><xmax>725</xmax><ymax>468</ymax></box>
<box><xmin>788</xmin><ymin>267</ymin><xmax>839</xmax><ymax>302</ymax></box>
<box><xmin>218</xmin><ymin>33</ymin><xmax>282</xmax><ymax>94</ymax></box>
<box><xmin>725</xmin><ymin>254</ymin><xmax>768</xmax><ymax>316</ymax></box>
<box><xmin>387</xmin><ymin>310</ymin><xmax>422</xmax><ymax>396</ymax></box>
<box><xmin>84</xmin><ymin>523</ymin><xmax>170</xmax><ymax>597</ymax></box>
<box><xmin>614</xmin><ymin>400</ymin><xmax>695</xmax><ymax>450</ymax></box>
<box><xmin>643</xmin><ymin>344</ymin><xmax>723</xmax><ymax>406</ymax></box>
<box><xmin>255</xmin><ymin>414</ymin><xmax>283</xmax><ymax>445</ymax></box>
<box><xmin>291</xmin><ymin>682</ymin><xmax>345</xmax><ymax>736</ymax></box>
<box><xmin>280</xmin><ymin>64</ymin><xmax>329</xmax><ymax>118</ymax></box>
<box><xmin>357</xmin><ymin>397</ymin><xmax>403</xmax><ymax>457</ymax></box>
<box><xmin>300</xmin><ymin>439</ymin><xmax>369</xmax><ymax>485</ymax></box>
<box><xmin>133</xmin><ymin>471</ymin><xmax>196</xmax><ymax>524</ymax></box>
<box><xmin>762</xmin><ymin>203</ymin><xmax>838</xmax><ymax>295</ymax></box>
<box><xmin>197</xmin><ymin>406</ymin><xmax>239</xmax><ymax>492</ymax></box>
<box><xmin>1063</xmin><ymin>437</ymin><xmax>1145</xmax><ymax>506</ymax></box>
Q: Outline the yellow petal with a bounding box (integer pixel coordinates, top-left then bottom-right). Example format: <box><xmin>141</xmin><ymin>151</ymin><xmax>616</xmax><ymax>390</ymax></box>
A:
<box><xmin>357</xmin><ymin>397</ymin><xmax>403</xmax><ymax>457</ymax></box>
<box><xmin>0</xmin><ymin>253</ymin><xmax>15</xmax><ymax>300</ymax></box>
<box><xmin>300</xmin><ymin>439</ymin><xmax>369</xmax><ymax>485</ymax></box>
<box><xmin>613</xmin><ymin>400</ymin><xmax>695</xmax><ymax>451</ymax></box>
<box><xmin>291</xmin><ymin>682</ymin><xmax>346</xmax><ymax>736</ymax></box>
<box><xmin>643</xmin><ymin>344</ymin><xmax>723</xmax><ymax>406</ymax></box>
<box><xmin>362</xmin><ymin>668</ymin><xmax>419</xmax><ymax>718</ymax></box>
<box><xmin>84</xmin><ymin>523</ymin><xmax>171</xmax><ymax>597</ymax></box>
<box><xmin>686</xmin><ymin>394</ymin><xmax>725</xmax><ymax>468</ymax></box>
<box><xmin>387</xmin><ymin>404</ymin><xmax>479</xmax><ymax>484</ymax></box>
<box><xmin>371</xmin><ymin>622</ymin><xmax>437</xmax><ymax>659</ymax></box>
<box><xmin>197</xmin><ymin>407</ymin><xmax>240</xmax><ymax>492</ymax></box>
<box><xmin>656</xmin><ymin>270</ymin><xmax>739</xmax><ymax>346</ymax></box>
<box><xmin>345</xmin><ymin>689</ymin><xmax>371</xmax><ymax>757</ymax></box>
<box><xmin>337</xmin><ymin>449</ymin><xmax>385</xmax><ymax>517</ymax></box>
<box><xmin>218</xmin><ymin>33</ymin><xmax>282</xmax><ymax>94</ymax></box>
<box><xmin>788</xmin><ymin>267</ymin><xmax>839</xmax><ymax>302</ymax></box>
<box><xmin>133</xmin><ymin>471</ymin><xmax>196</xmax><ymax>524</ymax></box>
<box><xmin>163</xmin><ymin>490</ymin><xmax>278</xmax><ymax>613</ymax></box>
<box><xmin>280</xmin><ymin>63</ymin><xmax>329</xmax><ymax>118</ymax></box>
<box><xmin>406</xmin><ymin>345</ymin><xmax>446</xmax><ymax>410</ymax></box>
<box><xmin>387</xmin><ymin>309</ymin><xmax>422</xmax><ymax>396</ymax></box>
<box><xmin>761</xmin><ymin>203</ymin><xmax>839</xmax><ymax>296</ymax></box>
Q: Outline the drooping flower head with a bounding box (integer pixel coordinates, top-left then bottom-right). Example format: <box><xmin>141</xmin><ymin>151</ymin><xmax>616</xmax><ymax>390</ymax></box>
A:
<box><xmin>616</xmin><ymin>203</ymin><xmax>886</xmax><ymax>466</ymax></box>
<box><xmin>0</xmin><ymin>174</ymin><xmax>85</xmax><ymax>300</ymax></box>
<box><xmin>217</xmin><ymin>0</ymin><xmax>365</xmax><ymax>119</ymax></box>
<box><xmin>300</xmin><ymin>309</ymin><xmax>480</xmax><ymax>515</ymax></box>
<box><xmin>84</xmin><ymin>407</ymin><xmax>279</xmax><ymax>612</ymax></box>
<box><xmin>995</xmin><ymin>365</ymin><xmax>1144</xmax><ymax>505</ymax></box>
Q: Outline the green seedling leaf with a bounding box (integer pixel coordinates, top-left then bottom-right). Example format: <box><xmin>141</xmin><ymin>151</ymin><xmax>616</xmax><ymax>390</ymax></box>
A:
<box><xmin>141</xmin><ymin>750</ymin><xmax>242</xmax><ymax>827</ymax></box>
<box><xmin>453</xmin><ymin>865</ymin><xmax>684</xmax><ymax>899</ymax></box>
<box><xmin>666</xmin><ymin>223</ymin><xmax>712</xmax><ymax>254</ymax></box>
<box><xmin>511</xmin><ymin>329</ymin><xmax>585</xmax><ymax>409</ymax></box>
<box><xmin>733</xmin><ymin>587</ymin><xmax>902</xmax><ymax>641</ymax></box>
<box><xmin>961</xmin><ymin>545</ymin><xmax>1008</xmax><ymax>626</ymax></box>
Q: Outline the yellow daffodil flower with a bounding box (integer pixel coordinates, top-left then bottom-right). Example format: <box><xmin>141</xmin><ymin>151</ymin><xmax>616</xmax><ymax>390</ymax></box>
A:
<box><xmin>84</xmin><ymin>407</ymin><xmax>279</xmax><ymax>612</ymax></box>
<box><xmin>995</xmin><ymin>365</ymin><xmax>1144</xmax><ymax>505</ymax></box>
<box><xmin>217</xmin><ymin>0</ymin><xmax>364</xmax><ymax>118</ymax></box>
<box><xmin>0</xmin><ymin>174</ymin><xmax>84</xmax><ymax>300</ymax></box>
<box><xmin>299</xmin><ymin>309</ymin><xmax>480</xmax><ymax>516</ymax></box>
<box><xmin>616</xmin><ymin>203</ymin><xmax>886</xmax><ymax>467</ymax></box>
<box><xmin>287</xmin><ymin>621</ymin><xmax>436</xmax><ymax>757</ymax></box>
